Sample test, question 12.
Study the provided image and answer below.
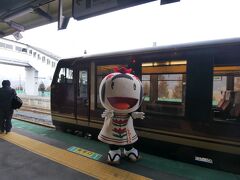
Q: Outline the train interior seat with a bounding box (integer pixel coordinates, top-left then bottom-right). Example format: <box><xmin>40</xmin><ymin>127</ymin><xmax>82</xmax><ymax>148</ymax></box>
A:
<box><xmin>215</xmin><ymin>90</ymin><xmax>240</xmax><ymax>120</ymax></box>
<box><xmin>229</xmin><ymin>91</ymin><xmax>240</xmax><ymax>118</ymax></box>
<box><xmin>145</xmin><ymin>101</ymin><xmax>184</xmax><ymax>117</ymax></box>
<box><xmin>220</xmin><ymin>91</ymin><xmax>232</xmax><ymax>110</ymax></box>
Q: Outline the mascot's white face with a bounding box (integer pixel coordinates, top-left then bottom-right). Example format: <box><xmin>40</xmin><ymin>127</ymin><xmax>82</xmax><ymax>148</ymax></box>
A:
<box><xmin>99</xmin><ymin>68</ymin><xmax>143</xmax><ymax>113</ymax></box>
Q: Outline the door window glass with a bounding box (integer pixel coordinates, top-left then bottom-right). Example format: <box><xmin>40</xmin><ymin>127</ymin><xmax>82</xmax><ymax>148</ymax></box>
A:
<box><xmin>79</xmin><ymin>70</ymin><xmax>88</xmax><ymax>98</ymax></box>
<box><xmin>57</xmin><ymin>68</ymin><xmax>73</xmax><ymax>83</ymax></box>
<box><xmin>142</xmin><ymin>75</ymin><xmax>150</xmax><ymax>101</ymax></box>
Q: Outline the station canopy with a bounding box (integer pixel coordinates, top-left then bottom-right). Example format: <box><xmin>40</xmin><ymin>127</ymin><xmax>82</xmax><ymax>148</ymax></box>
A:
<box><xmin>0</xmin><ymin>0</ymin><xmax>180</xmax><ymax>38</ymax></box>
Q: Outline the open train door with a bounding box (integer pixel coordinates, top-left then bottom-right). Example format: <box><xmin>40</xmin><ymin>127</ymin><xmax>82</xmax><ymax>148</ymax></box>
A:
<box><xmin>76</xmin><ymin>63</ymin><xmax>90</xmax><ymax>130</ymax></box>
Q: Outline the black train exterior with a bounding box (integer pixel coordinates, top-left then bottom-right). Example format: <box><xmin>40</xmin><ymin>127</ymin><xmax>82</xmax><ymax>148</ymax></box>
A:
<box><xmin>51</xmin><ymin>38</ymin><xmax>240</xmax><ymax>173</ymax></box>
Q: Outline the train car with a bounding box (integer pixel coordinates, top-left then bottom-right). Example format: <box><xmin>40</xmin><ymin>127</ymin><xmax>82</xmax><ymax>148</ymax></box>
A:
<box><xmin>51</xmin><ymin>38</ymin><xmax>240</xmax><ymax>173</ymax></box>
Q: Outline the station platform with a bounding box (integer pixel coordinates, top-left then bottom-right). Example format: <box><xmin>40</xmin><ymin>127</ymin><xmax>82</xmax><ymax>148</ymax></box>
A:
<box><xmin>0</xmin><ymin>119</ymin><xmax>239</xmax><ymax>180</ymax></box>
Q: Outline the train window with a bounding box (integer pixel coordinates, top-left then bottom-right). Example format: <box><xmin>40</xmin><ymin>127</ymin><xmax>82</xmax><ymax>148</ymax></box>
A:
<box><xmin>57</xmin><ymin>67</ymin><xmax>73</xmax><ymax>84</ymax></box>
<box><xmin>234</xmin><ymin>77</ymin><xmax>240</xmax><ymax>91</ymax></box>
<box><xmin>213</xmin><ymin>65</ymin><xmax>240</xmax><ymax>122</ymax></box>
<box><xmin>79</xmin><ymin>70</ymin><xmax>88</xmax><ymax>98</ymax></box>
<box><xmin>212</xmin><ymin>76</ymin><xmax>227</xmax><ymax>106</ymax></box>
<box><xmin>22</xmin><ymin>48</ymin><xmax>27</xmax><ymax>53</ymax></box>
<box><xmin>96</xmin><ymin>64</ymin><xmax>126</xmax><ymax>108</ymax></box>
<box><xmin>142</xmin><ymin>60</ymin><xmax>186</xmax><ymax>117</ymax></box>
<box><xmin>52</xmin><ymin>62</ymin><xmax>56</xmax><ymax>68</ymax></box>
<box><xmin>142</xmin><ymin>75</ymin><xmax>150</xmax><ymax>101</ymax></box>
<box><xmin>5</xmin><ymin>43</ymin><xmax>13</xmax><ymax>50</ymax></box>
<box><xmin>15</xmin><ymin>46</ymin><xmax>22</xmax><ymax>52</ymax></box>
<box><xmin>42</xmin><ymin>56</ymin><xmax>46</xmax><ymax>63</ymax></box>
<box><xmin>0</xmin><ymin>42</ymin><xmax>4</xmax><ymax>48</ymax></box>
<box><xmin>158</xmin><ymin>74</ymin><xmax>184</xmax><ymax>102</ymax></box>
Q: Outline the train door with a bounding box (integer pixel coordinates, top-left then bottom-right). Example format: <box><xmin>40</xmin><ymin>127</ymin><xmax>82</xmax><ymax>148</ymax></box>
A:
<box><xmin>51</xmin><ymin>61</ymin><xmax>76</xmax><ymax>128</ymax></box>
<box><xmin>76</xmin><ymin>64</ymin><xmax>90</xmax><ymax>127</ymax></box>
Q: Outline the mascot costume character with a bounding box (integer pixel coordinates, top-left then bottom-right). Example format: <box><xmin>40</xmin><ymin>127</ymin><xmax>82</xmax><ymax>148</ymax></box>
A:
<box><xmin>98</xmin><ymin>66</ymin><xmax>144</xmax><ymax>164</ymax></box>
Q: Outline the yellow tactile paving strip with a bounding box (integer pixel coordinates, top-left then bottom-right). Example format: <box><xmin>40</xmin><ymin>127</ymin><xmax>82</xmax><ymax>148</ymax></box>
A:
<box><xmin>0</xmin><ymin>132</ymin><xmax>151</xmax><ymax>180</ymax></box>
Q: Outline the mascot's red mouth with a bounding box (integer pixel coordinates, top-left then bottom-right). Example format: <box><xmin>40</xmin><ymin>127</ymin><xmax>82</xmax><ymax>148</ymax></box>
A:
<box><xmin>107</xmin><ymin>97</ymin><xmax>138</xmax><ymax>110</ymax></box>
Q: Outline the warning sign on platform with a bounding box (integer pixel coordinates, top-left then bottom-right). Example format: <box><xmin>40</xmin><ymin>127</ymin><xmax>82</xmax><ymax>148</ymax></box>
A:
<box><xmin>67</xmin><ymin>146</ymin><xmax>102</xmax><ymax>160</ymax></box>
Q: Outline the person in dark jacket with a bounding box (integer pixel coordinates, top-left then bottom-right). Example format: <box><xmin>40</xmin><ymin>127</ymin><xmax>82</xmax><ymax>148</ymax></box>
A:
<box><xmin>0</xmin><ymin>80</ymin><xmax>16</xmax><ymax>133</ymax></box>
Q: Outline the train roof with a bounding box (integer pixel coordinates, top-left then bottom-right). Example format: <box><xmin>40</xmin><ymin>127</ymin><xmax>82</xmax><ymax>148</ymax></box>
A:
<box><xmin>61</xmin><ymin>37</ymin><xmax>240</xmax><ymax>62</ymax></box>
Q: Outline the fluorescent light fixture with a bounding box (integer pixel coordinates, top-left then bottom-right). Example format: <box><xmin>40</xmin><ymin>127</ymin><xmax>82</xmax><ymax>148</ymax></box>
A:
<box><xmin>4</xmin><ymin>8</ymin><xmax>33</xmax><ymax>22</ymax></box>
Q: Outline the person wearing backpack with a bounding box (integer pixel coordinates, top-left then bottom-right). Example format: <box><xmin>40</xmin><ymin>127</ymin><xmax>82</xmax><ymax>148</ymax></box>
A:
<box><xmin>0</xmin><ymin>80</ymin><xmax>16</xmax><ymax>134</ymax></box>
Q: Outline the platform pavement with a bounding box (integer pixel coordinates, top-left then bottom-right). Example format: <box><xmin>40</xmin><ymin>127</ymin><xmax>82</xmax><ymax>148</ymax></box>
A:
<box><xmin>0</xmin><ymin>119</ymin><xmax>239</xmax><ymax>180</ymax></box>
<box><xmin>0</xmin><ymin>139</ymin><xmax>95</xmax><ymax>180</ymax></box>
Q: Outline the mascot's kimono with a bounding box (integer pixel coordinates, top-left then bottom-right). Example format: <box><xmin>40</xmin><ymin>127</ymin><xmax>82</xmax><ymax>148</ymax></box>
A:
<box><xmin>98</xmin><ymin>67</ymin><xmax>144</xmax><ymax>164</ymax></box>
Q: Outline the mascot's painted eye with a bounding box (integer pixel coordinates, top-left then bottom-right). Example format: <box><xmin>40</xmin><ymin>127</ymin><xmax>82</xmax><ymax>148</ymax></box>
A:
<box><xmin>111</xmin><ymin>81</ymin><xmax>114</xmax><ymax>89</ymax></box>
<box><xmin>133</xmin><ymin>83</ymin><xmax>136</xmax><ymax>90</ymax></box>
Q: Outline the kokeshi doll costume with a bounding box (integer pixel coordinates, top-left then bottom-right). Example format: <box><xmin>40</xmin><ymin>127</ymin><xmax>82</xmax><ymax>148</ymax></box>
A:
<box><xmin>98</xmin><ymin>67</ymin><xmax>144</xmax><ymax>164</ymax></box>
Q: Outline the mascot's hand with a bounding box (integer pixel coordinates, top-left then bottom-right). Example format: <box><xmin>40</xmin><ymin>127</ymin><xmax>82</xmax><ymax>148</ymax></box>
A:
<box><xmin>131</xmin><ymin>112</ymin><xmax>145</xmax><ymax>119</ymax></box>
<box><xmin>101</xmin><ymin>109</ymin><xmax>114</xmax><ymax>119</ymax></box>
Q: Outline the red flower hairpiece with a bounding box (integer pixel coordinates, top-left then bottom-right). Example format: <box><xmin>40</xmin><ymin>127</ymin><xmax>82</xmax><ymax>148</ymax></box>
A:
<box><xmin>113</xmin><ymin>66</ymin><xmax>132</xmax><ymax>74</ymax></box>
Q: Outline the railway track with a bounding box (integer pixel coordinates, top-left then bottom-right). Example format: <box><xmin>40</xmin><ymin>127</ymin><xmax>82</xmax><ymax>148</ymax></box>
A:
<box><xmin>13</xmin><ymin>106</ymin><xmax>54</xmax><ymax>128</ymax></box>
<box><xmin>19</xmin><ymin>106</ymin><xmax>50</xmax><ymax>115</ymax></box>
<box><xmin>13</xmin><ymin>106</ymin><xmax>90</xmax><ymax>137</ymax></box>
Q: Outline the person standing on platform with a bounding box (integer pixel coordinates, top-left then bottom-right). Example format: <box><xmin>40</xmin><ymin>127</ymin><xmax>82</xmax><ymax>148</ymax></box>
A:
<box><xmin>0</xmin><ymin>80</ymin><xmax>16</xmax><ymax>134</ymax></box>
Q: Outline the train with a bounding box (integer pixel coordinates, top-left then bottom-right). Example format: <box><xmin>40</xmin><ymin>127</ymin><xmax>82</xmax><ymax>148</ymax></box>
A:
<box><xmin>51</xmin><ymin>38</ymin><xmax>240</xmax><ymax>173</ymax></box>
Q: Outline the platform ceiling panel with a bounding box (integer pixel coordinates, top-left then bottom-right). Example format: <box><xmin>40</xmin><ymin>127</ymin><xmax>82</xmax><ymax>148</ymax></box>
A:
<box><xmin>0</xmin><ymin>0</ymin><xmax>58</xmax><ymax>38</ymax></box>
<box><xmin>0</xmin><ymin>0</ymin><xmax>180</xmax><ymax>38</ymax></box>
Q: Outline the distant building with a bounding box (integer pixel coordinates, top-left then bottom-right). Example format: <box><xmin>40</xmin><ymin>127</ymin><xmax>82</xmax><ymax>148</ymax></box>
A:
<box><xmin>0</xmin><ymin>38</ymin><xmax>60</xmax><ymax>95</ymax></box>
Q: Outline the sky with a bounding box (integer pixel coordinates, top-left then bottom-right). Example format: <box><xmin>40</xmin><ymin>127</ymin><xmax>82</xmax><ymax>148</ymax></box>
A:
<box><xmin>6</xmin><ymin>0</ymin><xmax>240</xmax><ymax>58</ymax></box>
<box><xmin>2</xmin><ymin>0</ymin><xmax>240</xmax><ymax>86</ymax></box>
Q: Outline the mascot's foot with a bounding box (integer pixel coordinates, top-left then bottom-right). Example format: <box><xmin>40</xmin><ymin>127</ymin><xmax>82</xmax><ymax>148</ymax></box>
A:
<box><xmin>107</xmin><ymin>149</ymin><xmax>121</xmax><ymax>164</ymax></box>
<box><xmin>124</xmin><ymin>148</ymin><xmax>140</xmax><ymax>162</ymax></box>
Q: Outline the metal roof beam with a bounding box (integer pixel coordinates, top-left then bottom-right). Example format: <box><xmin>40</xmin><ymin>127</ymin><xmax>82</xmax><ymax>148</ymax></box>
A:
<box><xmin>160</xmin><ymin>0</ymin><xmax>180</xmax><ymax>5</ymax></box>
<box><xmin>58</xmin><ymin>0</ymin><xmax>70</xmax><ymax>30</ymax></box>
<box><xmin>34</xmin><ymin>7</ymin><xmax>52</xmax><ymax>21</ymax></box>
